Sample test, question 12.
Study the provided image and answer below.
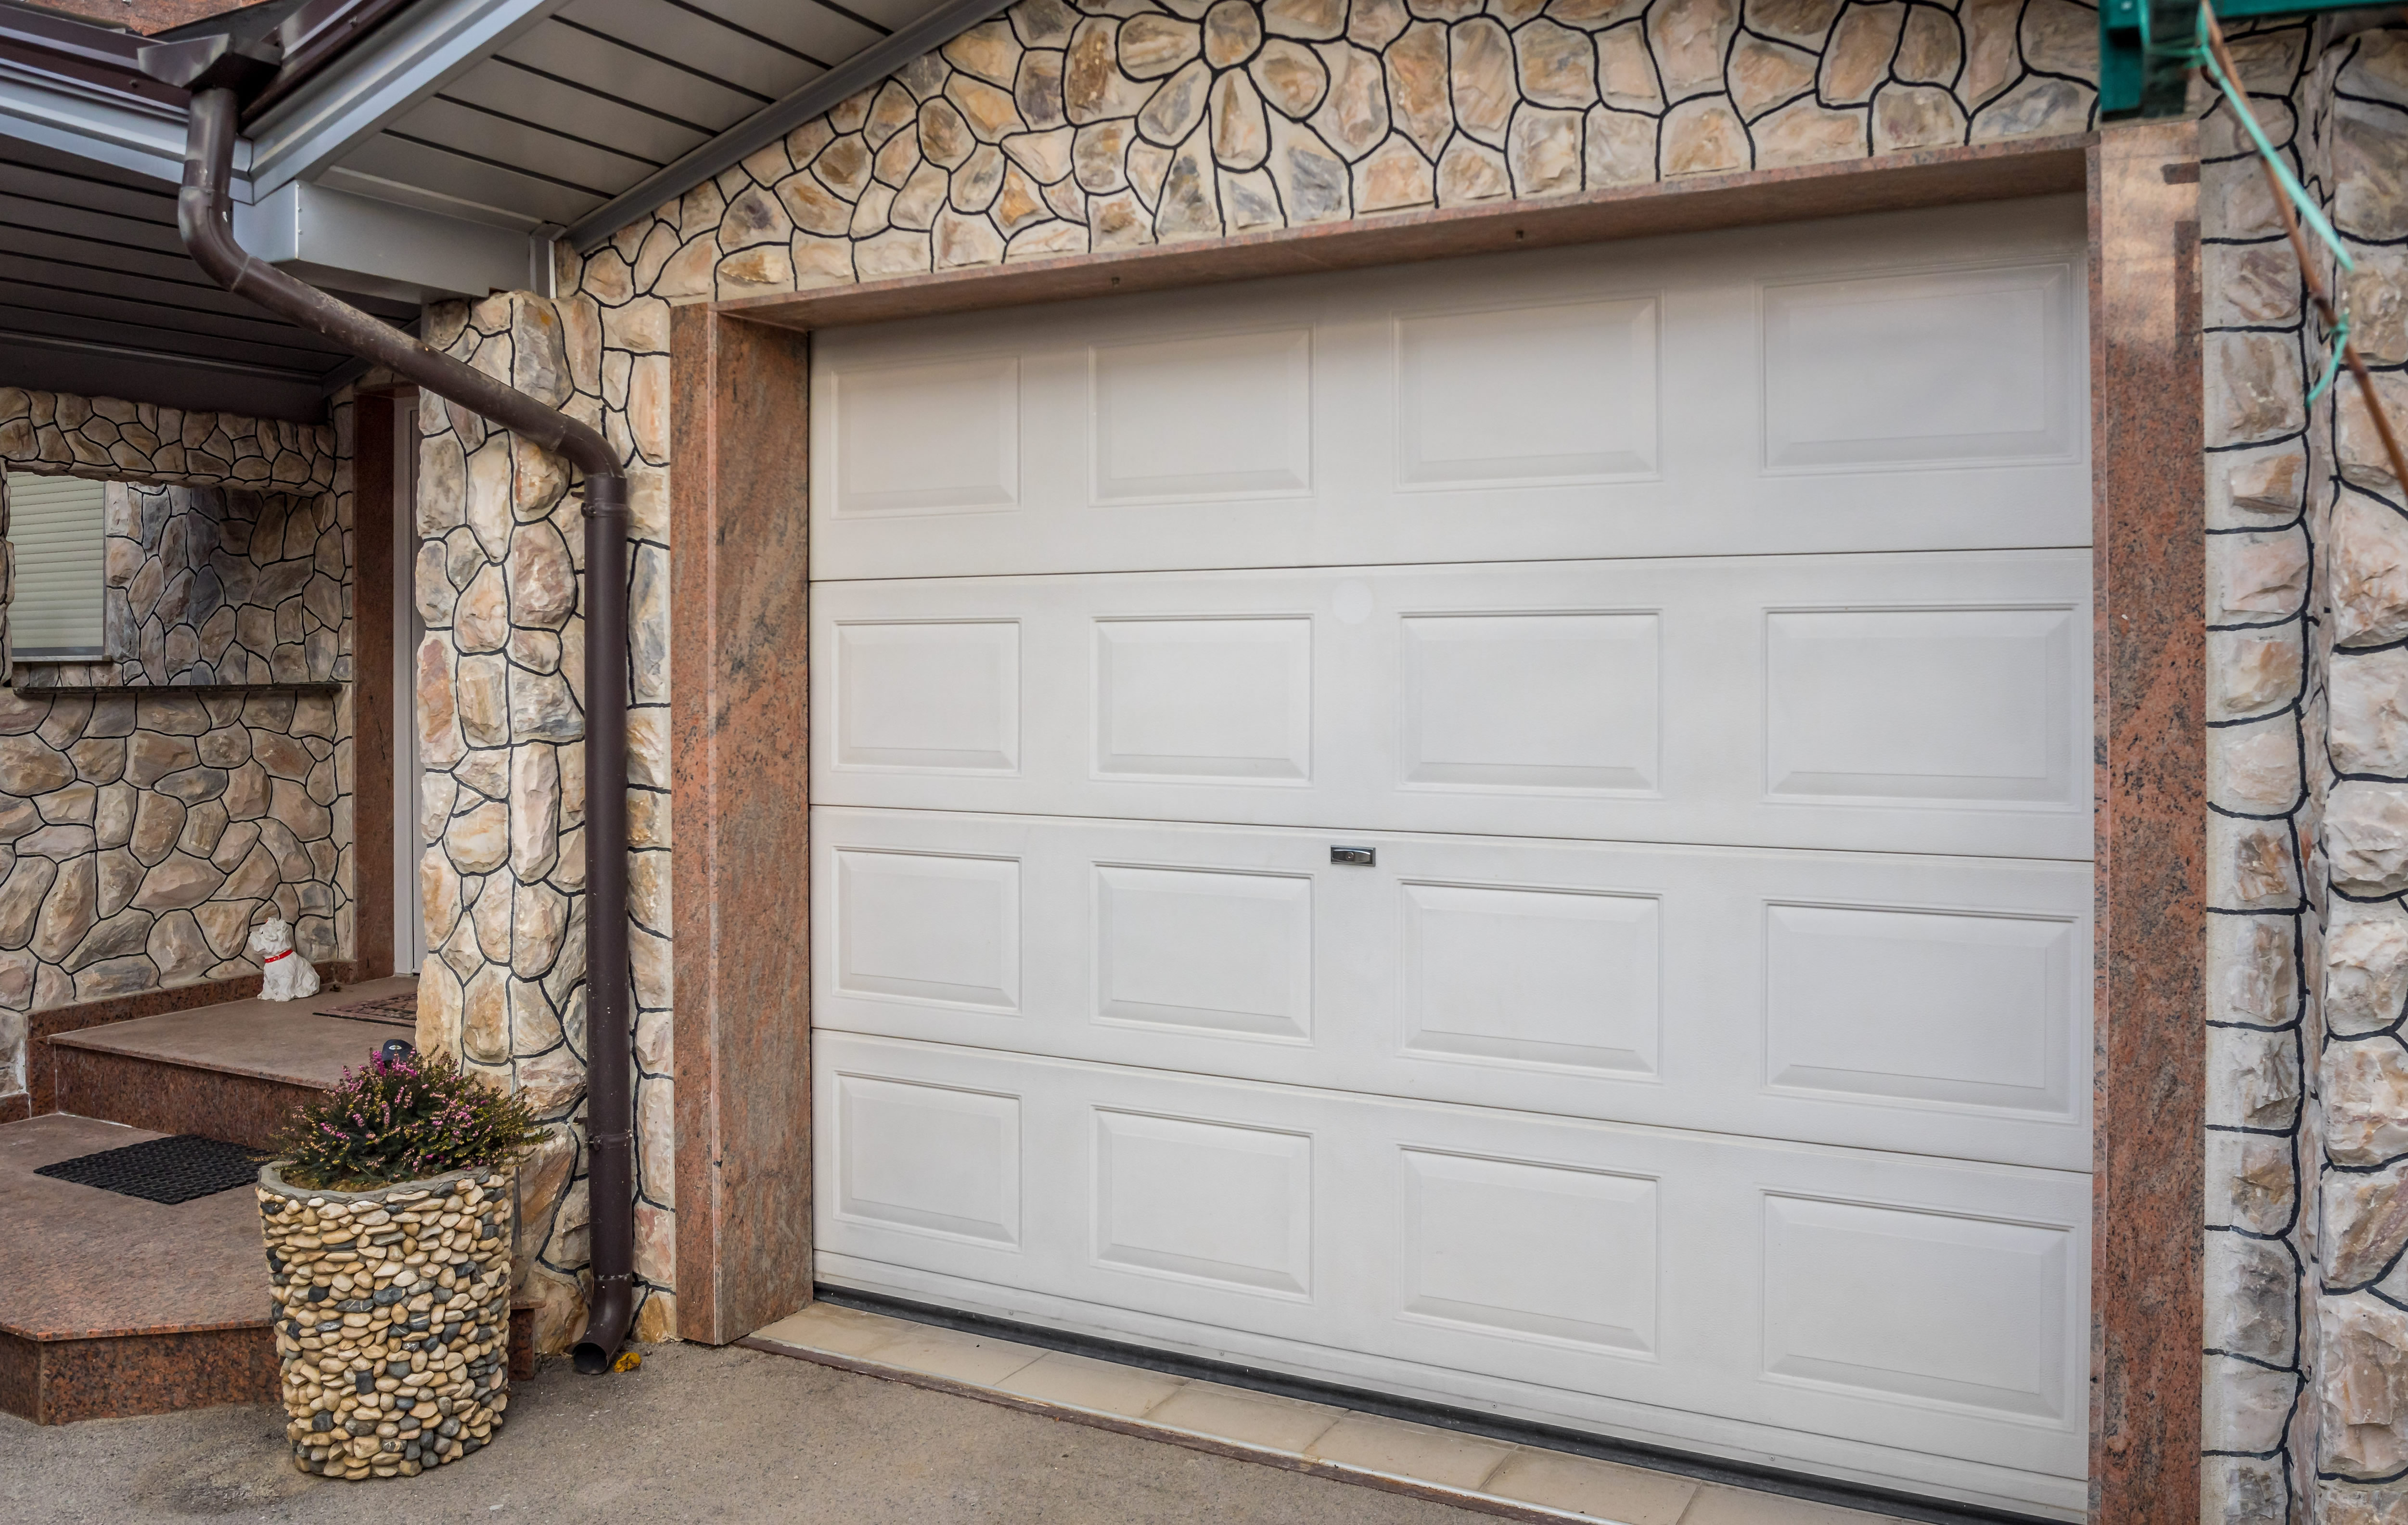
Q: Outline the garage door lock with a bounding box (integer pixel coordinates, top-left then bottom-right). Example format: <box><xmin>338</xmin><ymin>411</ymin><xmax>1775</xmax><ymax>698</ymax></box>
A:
<box><xmin>1330</xmin><ymin>846</ymin><xmax>1376</xmax><ymax>866</ymax></box>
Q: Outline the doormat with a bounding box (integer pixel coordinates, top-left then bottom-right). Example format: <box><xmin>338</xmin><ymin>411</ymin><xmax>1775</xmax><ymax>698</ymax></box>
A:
<box><xmin>317</xmin><ymin>991</ymin><xmax>417</xmax><ymax>1028</ymax></box>
<box><xmin>35</xmin><ymin>1135</ymin><xmax>270</xmax><ymax>1205</ymax></box>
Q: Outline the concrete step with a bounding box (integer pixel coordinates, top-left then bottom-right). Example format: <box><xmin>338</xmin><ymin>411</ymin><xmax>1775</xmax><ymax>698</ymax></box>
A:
<box><xmin>0</xmin><ymin>1110</ymin><xmax>539</xmax><ymax>1425</ymax></box>
<box><xmin>47</xmin><ymin>974</ymin><xmax>419</xmax><ymax>1149</ymax></box>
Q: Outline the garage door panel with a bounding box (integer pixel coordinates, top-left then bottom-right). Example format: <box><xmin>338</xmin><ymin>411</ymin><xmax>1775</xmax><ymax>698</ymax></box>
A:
<box><xmin>812</xmin><ymin>551</ymin><xmax>2092</xmax><ymax>860</ymax></box>
<box><xmin>806</xmin><ymin>199</ymin><xmax>2095</xmax><ymax>1517</ymax></box>
<box><xmin>813</xmin><ymin>808</ymin><xmax>2091</xmax><ymax>1168</ymax></box>
<box><xmin>810</xmin><ymin>198</ymin><xmax>2088</xmax><ymax>581</ymax></box>
<box><xmin>814</xmin><ymin>1033</ymin><xmax>2090</xmax><ymax>1491</ymax></box>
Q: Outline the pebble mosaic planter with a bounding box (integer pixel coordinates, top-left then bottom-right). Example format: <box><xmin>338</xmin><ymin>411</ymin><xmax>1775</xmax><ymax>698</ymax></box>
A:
<box><xmin>258</xmin><ymin>1162</ymin><xmax>516</xmax><ymax>1478</ymax></box>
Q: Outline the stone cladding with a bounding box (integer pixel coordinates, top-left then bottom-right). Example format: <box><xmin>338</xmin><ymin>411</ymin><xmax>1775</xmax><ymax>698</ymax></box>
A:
<box><xmin>554</xmin><ymin>0</ymin><xmax>2105</xmax><ymax>308</ymax></box>
<box><xmin>0</xmin><ymin>393</ymin><xmax>359</xmax><ymax>1116</ymax></box>
<box><xmin>406</xmin><ymin>292</ymin><xmax>664</xmax><ymax>1354</ymax></box>
<box><xmin>0</xmin><ymin>388</ymin><xmax>334</xmax><ymax>493</ymax></box>
<box><xmin>9</xmin><ymin>483</ymin><xmax>352</xmax><ymax>692</ymax></box>
<box><xmin>2294</xmin><ymin>26</ymin><xmax>2408</xmax><ymax>1525</ymax></box>
<box><xmin>259</xmin><ymin>1164</ymin><xmax>515</xmax><ymax>1479</ymax></box>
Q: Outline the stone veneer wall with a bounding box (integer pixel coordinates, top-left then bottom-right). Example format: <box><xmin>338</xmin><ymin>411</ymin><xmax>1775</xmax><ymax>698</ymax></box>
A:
<box><xmin>407</xmin><ymin>0</ymin><xmax>2408</xmax><ymax>1495</ymax></box>
<box><xmin>406</xmin><ymin>295</ymin><xmax>658</xmax><ymax>1352</ymax></box>
<box><xmin>0</xmin><ymin>394</ymin><xmax>357</xmax><ymax>1113</ymax></box>
<box><xmin>2297</xmin><ymin>26</ymin><xmax>2408</xmax><ymax>1525</ymax></box>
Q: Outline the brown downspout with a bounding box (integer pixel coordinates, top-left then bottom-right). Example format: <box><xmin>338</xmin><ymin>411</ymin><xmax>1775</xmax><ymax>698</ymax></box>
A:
<box><xmin>143</xmin><ymin>60</ymin><xmax>638</xmax><ymax>1374</ymax></box>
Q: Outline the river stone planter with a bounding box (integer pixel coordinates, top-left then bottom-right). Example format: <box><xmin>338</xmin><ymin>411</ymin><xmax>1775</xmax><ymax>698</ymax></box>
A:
<box><xmin>258</xmin><ymin>1161</ymin><xmax>516</xmax><ymax>1479</ymax></box>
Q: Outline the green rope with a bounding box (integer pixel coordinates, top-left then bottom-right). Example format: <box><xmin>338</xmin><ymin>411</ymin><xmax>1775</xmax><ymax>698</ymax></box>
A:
<box><xmin>2191</xmin><ymin>5</ymin><xmax>2355</xmax><ymax>276</ymax></box>
<box><xmin>2310</xmin><ymin>310</ymin><xmax>2352</xmax><ymax>402</ymax></box>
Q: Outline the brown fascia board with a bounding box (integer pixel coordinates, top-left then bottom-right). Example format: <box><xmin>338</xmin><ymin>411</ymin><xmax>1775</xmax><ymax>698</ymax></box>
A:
<box><xmin>8</xmin><ymin>0</ymin><xmax>274</xmax><ymax>38</ymax></box>
<box><xmin>0</xmin><ymin>2</ymin><xmax>187</xmax><ymax>105</ymax></box>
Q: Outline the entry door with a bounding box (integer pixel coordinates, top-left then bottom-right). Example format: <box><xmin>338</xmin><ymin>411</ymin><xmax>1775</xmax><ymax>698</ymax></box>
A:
<box><xmin>805</xmin><ymin>197</ymin><xmax>2093</xmax><ymax>1521</ymax></box>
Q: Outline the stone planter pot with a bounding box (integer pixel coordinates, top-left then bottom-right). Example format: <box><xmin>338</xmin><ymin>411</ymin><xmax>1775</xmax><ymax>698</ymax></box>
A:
<box><xmin>257</xmin><ymin>1161</ymin><xmax>516</xmax><ymax>1479</ymax></box>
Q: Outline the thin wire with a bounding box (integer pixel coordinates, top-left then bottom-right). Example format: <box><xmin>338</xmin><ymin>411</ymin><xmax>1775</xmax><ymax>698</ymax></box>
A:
<box><xmin>2200</xmin><ymin>4</ymin><xmax>2408</xmax><ymax>497</ymax></box>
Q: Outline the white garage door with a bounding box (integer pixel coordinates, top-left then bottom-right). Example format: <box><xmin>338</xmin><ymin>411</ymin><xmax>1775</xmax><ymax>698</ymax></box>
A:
<box><xmin>806</xmin><ymin>197</ymin><xmax>2092</xmax><ymax>1520</ymax></box>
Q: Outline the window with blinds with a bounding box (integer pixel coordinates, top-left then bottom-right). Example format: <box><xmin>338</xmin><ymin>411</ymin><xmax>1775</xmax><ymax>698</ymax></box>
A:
<box><xmin>5</xmin><ymin>472</ymin><xmax>106</xmax><ymax>658</ymax></box>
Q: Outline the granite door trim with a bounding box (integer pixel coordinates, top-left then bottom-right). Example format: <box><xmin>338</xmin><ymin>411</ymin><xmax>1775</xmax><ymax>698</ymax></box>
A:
<box><xmin>668</xmin><ymin>129</ymin><xmax>2204</xmax><ymax>1524</ymax></box>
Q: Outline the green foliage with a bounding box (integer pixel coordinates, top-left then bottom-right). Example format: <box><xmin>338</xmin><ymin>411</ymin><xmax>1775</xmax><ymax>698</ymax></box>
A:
<box><xmin>275</xmin><ymin>1049</ymin><xmax>542</xmax><ymax>1192</ymax></box>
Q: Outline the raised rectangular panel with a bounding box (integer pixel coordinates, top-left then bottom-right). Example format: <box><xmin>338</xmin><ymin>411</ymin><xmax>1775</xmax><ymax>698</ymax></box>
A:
<box><xmin>834</xmin><ymin>620</ymin><xmax>1019</xmax><ymax>772</ymax></box>
<box><xmin>1092</xmin><ymin>328</ymin><xmax>1313</xmax><ymax>502</ymax></box>
<box><xmin>1092</xmin><ymin>1110</ymin><xmax>1312</xmax><ymax>1297</ymax></box>
<box><xmin>1401</xmin><ymin>614</ymin><xmax>1659</xmax><ymax>794</ymax></box>
<box><xmin>1400</xmin><ymin>1150</ymin><xmax>1657</xmax><ymax>1353</ymax></box>
<box><xmin>1395</xmin><ymin>298</ymin><xmax>1658</xmax><ymax>487</ymax></box>
<box><xmin>832</xmin><ymin>356</ymin><xmax>1020</xmax><ymax>514</ymax></box>
<box><xmin>1094</xmin><ymin>618</ymin><xmax>1311</xmax><ymax>782</ymax></box>
<box><xmin>1401</xmin><ymin>883</ymin><xmax>1659</xmax><ymax>1076</ymax></box>
<box><xmin>834</xmin><ymin>849</ymin><xmax>1020</xmax><ymax>1012</ymax></box>
<box><xmin>1762</xmin><ymin>263</ymin><xmax>2077</xmax><ymax>472</ymax></box>
<box><xmin>835</xmin><ymin>1074</ymin><xmax>1021</xmax><ymax>1245</ymax></box>
<box><xmin>1767</xmin><ymin>904</ymin><xmax>2074</xmax><ymax>1113</ymax></box>
<box><xmin>1095</xmin><ymin>866</ymin><xmax>1313</xmax><ymax>1041</ymax></box>
<box><xmin>1763</xmin><ymin>1194</ymin><xmax>2071</xmax><ymax>1419</ymax></box>
<box><xmin>1765</xmin><ymin>607</ymin><xmax>2074</xmax><ymax>805</ymax></box>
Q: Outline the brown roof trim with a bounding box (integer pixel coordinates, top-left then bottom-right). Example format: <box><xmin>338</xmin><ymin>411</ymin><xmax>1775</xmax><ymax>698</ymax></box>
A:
<box><xmin>0</xmin><ymin>2</ymin><xmax>187</xmax><ymax>106</ymax></box>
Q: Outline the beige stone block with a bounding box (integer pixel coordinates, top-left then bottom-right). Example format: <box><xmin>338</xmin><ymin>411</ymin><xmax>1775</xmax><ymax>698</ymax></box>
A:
<box><xmin>2209</xmin><ymin>1021</ymin><xmax>2300</xmax><ymax>1133</ymax></box>
<box><xmin>1649</xmin><ymin>0</ymin><xmax>1738</xmax><ymax>98</ymax></box>
<box><xmin>1729</xmin><ymin>32</ymin><xmax>1815</xmax><ymax>120</ymax></box>
<box><xmin>864</xmin><ymin>1324</ymin><xmax>1045</xmax><ymax>1387</ymax></box>
<box><xmin>2212</xmin><ymin>718</ymin><xmax>2300</xmax><ymax>817</ymax></box>
<box><xmin>2337</xmin><ymin>98</ymin><xmax>2408</xmax><ymax>244</ymax></box>
<box><xmin>1119</xmin><ymin>13</ymin><xmax>1200</xmax><ymax>77</ymax></box>
<box><xmin>1436</xmin><ymin>135</ymin><xmax>1510</xmax><ymax>204</ymax></box>
<box><xmin>996</xmin><ymin>1350</ymin><xmax>1185</xmax><ymax>1415</ymax></box>
<box><xmin>1138</xmin><ymin>57</ymin><xmax>1212</xmax><ymax>145</ymax></box>
<box><xmin>1206</xmin><ymin>0</ymin><xmax>1264</xmax><ymax>67</ymax></box>
<box><xmin>2336</xmin><ymin>497</ymin><xmax>2408</xmax><ymax>647</ymax></box>
<box><xmin>1267</xmin><ymin>115</ymin><xmax>1350</xmax><ymax>222</ymax></box>
<box><xmin>1064</xmin><ymin>21</ymin><xmax>1152</xmax><ymax>125</ymax></box>
<box><xmin>2335</xmin><ymin>785</ymin><xmax>2408</xmax><ymax>899</ymax></box>
<box><xmin>2207</xmin><ymin>1128</ymin><xmax>2296</xmax><ymax>1237</ymax></box>
<box><xmin>1506</xmin><ymin>104</ymin><xmax>1582</xmax><ymax>196</ymax></box>
<box><xmin>2321</xmin><ymin>1291</ymin><xmax>2408</xmax><ymax>1464</ymax></box>
<box><xmin>944</xmin><ymin>17</ymin><xmax>1022</xmax><ymax>85</ymax></box>
<box><xmin>1662</xmin><ymin>96</ymin><xmax>1748</xmax><ymax>176</ymax></box>
<box><xmin>1753</xmin><ymin>97</ymin><xmax>1866</xmax><ymax>167</ymax></box>
<box><xmin>1871</xmin><ymin>83</ymin><xmax>1964</xmax><ymax>152</ymax></box>
<box><xmin>2216</xmin><ymin>528</ymin><xmax>2308</xmax><ymax>623</ymax></box>
<box><xmin>2214</xmin><ymin>814</ymin><xmax>2299</xmax><ymax>909</ymax></box>
<box><xmin>2340</xmin><ymin>371</ymin><xmax>2408</xmax><ymax>495</ymax></box>
<box><xmin>1355</xmin><ymin>133</ymin><xmax>1435</xmax><ymax>210</ymax></box>
<box><xmin>2336</xmin><ymin>649</ymin><xmax>2408</xmax><ymax>776</ymax></box>
<box><xmin>1448</xmin><ymin>17</ymin><xmax>1514</xmax><ymax>147</ymax></box>
<box><xmin>1511</xmin><ymin>17</ymin><xmax>1595</xmax><ymax>108</ymax></box>
<box><xmin>1485</xmin><ymin>1447</ymin><xmax>1697</xmax><ymax>1524</ymax></box>
<box><xmin>1308</xmin><ymin>1413</ymin><xmax>1513</xmax><ymax>1488</ymax></box>
<box><xmin>2209</xmin><ymin>332</ymin><xmax>2307</xmax><ymax>449</ymax></box>
<box><xmin>752</xmin><ymin>1301</ymin><xmax>909</xmax><ymax>1358</ymax></box>
<box><xmin>1143</xmin><ymin>1382</ymin><xmax>1341</xmax><ymax>1452</ymax></box>
<box><xmin>1384</xmin><ymin>22</ymin><xmax>1449</xmax><ymax>156</ymax></box>
<box><xmin>1311</xmin><ymin>41</ymin><xmax>1390</xmax><ymax>159</ymax></box>
<box><xmin>1212</xmin><ymin>69</ymin><xmax>1271</xmax><ymax>169</ymax></box>
<box><xmin>1743</xmin><ymin>0</ymin><xmax>1843</xmax><ymax>48</ymax></box>
<box><xmin>2329</xmin><ymin>1039</ymin><xmax>2408</xmax><ymax>1167</ymax></box>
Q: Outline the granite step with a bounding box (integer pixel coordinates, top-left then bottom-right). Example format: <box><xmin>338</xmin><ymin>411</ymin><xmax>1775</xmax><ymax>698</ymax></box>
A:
<box><xmin>47</xmin><ymin>974</ymin><xmax>420</xmax><ymax>1149</ymax></box>
<box><xmin>0</xmin><ymin>1113</ymin><xmax>280</xmax><ymax>1424</ymax></box>
<box><xmin>0</xmin><ymin>1109</ymin><xmax>538</xmax><ymax>1425</ymax></box>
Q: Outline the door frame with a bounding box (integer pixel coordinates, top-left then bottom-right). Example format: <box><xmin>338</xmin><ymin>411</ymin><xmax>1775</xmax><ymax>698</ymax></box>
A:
<box><xmin>666</xmin><ymin>123</ymin><xmax>2204</xmax><ymax>1524</ymax></box>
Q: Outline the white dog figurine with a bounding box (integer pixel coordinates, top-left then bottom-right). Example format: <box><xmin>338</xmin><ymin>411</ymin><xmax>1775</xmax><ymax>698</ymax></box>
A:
<box><xmin>251</xmin><ymin>917</ymin><xmax>321</xmax><ymax>1001</ymax></box>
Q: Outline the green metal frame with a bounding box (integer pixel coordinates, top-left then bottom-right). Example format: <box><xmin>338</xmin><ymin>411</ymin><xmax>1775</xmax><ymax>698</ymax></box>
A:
<box><xmin>2100</xmin><ymin>0</ymin><xmax>2357</xmax><ymax>119</ymax></box>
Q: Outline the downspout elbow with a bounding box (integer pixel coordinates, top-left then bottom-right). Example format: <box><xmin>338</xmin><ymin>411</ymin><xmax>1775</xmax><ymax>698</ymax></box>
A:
<box><xmin>161</xmin><ymin>83</ymin><xmax>638</xmax><ymax>1374</ymax></box>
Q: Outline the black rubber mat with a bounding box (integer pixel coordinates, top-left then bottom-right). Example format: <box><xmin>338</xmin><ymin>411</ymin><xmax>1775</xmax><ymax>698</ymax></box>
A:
<box><xmin>35</xmin><ymin>1134</ymin><xmax>269</xmax><ymax>1205</ymax></box>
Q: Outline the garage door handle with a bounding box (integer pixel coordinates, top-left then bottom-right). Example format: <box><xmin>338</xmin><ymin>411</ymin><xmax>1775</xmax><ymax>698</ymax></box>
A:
<box><xmin>1330</xmin><ymin>846</ymin><xmax>1376</xmax><ymax>866</ymax></box>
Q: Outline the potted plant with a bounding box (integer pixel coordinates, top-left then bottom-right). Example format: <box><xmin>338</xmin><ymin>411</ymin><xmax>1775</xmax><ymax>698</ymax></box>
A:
<box><xmin>257</xmin><ymin>1048</ymin><xmax>543</xmax><ymax>1479</ymax></box>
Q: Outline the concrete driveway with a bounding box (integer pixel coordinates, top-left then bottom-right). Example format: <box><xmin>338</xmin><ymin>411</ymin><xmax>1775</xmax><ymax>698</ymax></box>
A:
<box><xmin>0</xmin><ymin>1341</ymin><xmax>1488</xmax><ymax>1524</ymax></box>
